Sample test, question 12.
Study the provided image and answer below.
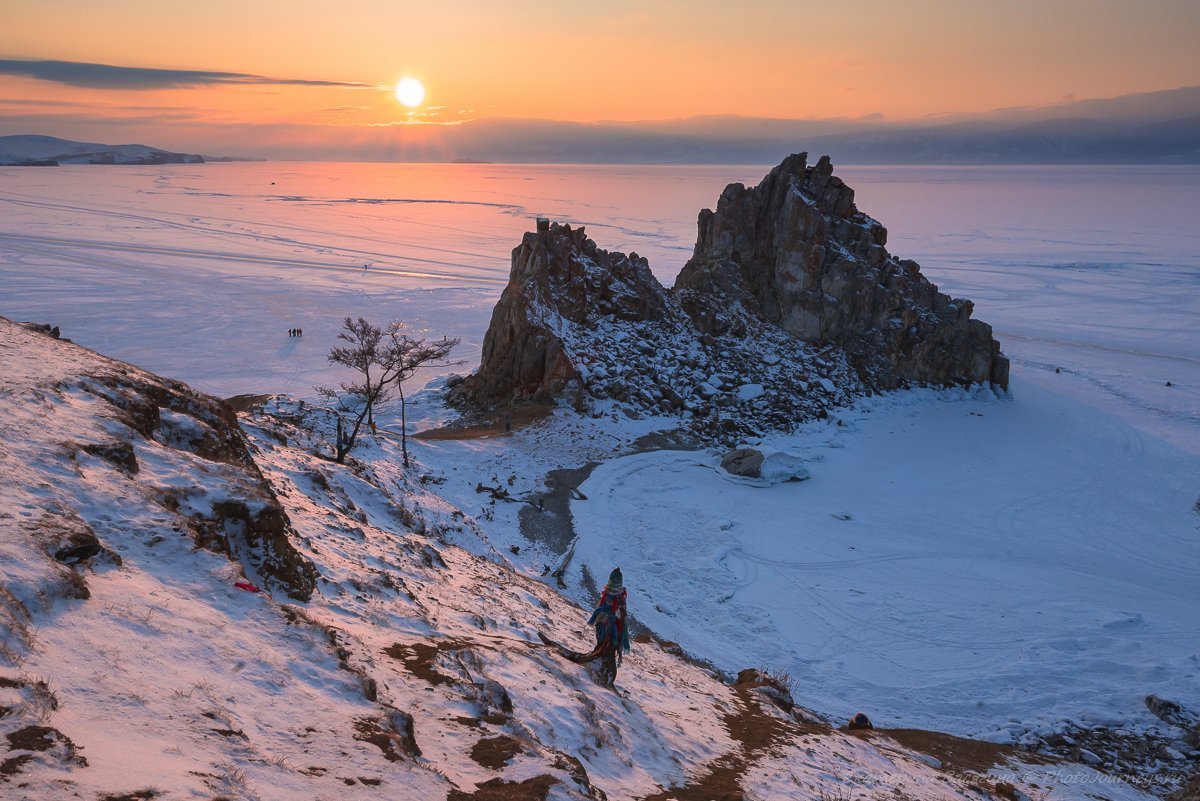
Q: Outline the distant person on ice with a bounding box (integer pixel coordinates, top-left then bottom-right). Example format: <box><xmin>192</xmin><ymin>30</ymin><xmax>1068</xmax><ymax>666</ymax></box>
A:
<box><xmin>586</xmin><ymin>567</ymin><xmax>631</xmax><ymax>686</ymax></box>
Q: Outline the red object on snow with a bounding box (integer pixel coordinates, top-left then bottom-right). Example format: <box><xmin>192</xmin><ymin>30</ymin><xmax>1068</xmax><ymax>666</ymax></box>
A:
<box><xmin>234</xmin><ymin>581</ymin><xmax>262</xmax><ymax>593</ymax></box>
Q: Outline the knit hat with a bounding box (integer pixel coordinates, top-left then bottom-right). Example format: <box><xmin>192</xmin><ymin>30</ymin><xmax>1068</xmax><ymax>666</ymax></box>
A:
<box><xmin>607</xmin><ymin>567</ymin><xmax>623</xmax><ymax>589</ymax></box>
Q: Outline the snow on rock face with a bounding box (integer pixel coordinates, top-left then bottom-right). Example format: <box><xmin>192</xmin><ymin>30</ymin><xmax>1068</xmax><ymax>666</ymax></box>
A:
<box><xmin>456</xmin><ymin>222</ymin><xmax>668</xmax><ymax>411</ymax></box>
<box><xmin>719</xmin><ymin>448</ymin><xmax>809</xmax><ymax>484</ymax></box>
<box><xmin>759</xmin><ymin>451</ymin><xmax>810</xmax><ymax>484</ymax></box>
<box><xmin>0</xmin><ymin>317</ymin><xmax>317</xmax><ymax>605</ymax></box>
<box><xmin>678</xmin><ymin>153</ymin><xmax>1009</xmax><ymax>390</ymax></box>
<box><xmin>454</xmin><ymin>220</ymin><xmax>861</xmax><ymax>444</ymax></box>
<box><xmin>455</xmin><ymin>155</ymin><xmax>1008</xmax><ymax>444</ymax></box>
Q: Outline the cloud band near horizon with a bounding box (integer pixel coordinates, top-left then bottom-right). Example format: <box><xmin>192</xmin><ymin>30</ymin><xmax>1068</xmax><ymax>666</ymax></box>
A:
<box><xmin>0</xmin><ymin>59</ymin><xmax>371</xmax><ymax>90</ymax></box>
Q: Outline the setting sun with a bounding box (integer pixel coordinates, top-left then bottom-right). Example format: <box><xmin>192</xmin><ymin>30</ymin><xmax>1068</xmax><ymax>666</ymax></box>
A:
<box><xmin>394</xmin><ymin>77</ymin><xmax>425</xmax><ymax>108</ymax></box>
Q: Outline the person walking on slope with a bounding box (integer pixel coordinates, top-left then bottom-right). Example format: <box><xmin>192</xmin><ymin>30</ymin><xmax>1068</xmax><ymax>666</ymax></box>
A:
<box><xmin>586</xmin><ymin>568</ymin><xmax>631</xmax><ymax>686</ymax></box>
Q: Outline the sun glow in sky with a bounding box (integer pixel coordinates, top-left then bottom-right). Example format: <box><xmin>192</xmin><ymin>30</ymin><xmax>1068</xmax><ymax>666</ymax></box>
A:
<box><xmin>0</xmin><ymin>0</ymin><xmax>1197</xmax><ymax>160</ymax></box>
<box><xmin>394</xmin><ymin>77</ymin><xmax>425</xmax><ymax>109</ymax></box>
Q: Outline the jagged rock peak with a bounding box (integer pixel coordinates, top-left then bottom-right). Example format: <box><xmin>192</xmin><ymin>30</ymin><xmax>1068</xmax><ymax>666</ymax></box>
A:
<box><xmin>676</xmin><ymin>153</ymin><xmax>1009</xmax><ymax>389</ymax></box>
<box><xmin>456</xmin><ymin>221</ymin><xmax>670</xmax><ymax>409</ymax></box>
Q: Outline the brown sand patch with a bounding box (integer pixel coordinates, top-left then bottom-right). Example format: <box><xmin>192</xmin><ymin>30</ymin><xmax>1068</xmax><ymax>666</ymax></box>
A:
<box><xmin>415</xmin><ymin>404</ymin><xmax>554</xmax><ymax>441</ymax></box>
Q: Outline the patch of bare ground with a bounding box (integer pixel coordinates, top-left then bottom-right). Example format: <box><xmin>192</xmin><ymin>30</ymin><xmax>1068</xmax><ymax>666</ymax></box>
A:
<box><xmin>354</xmin><ymin>710</ymin><xmax>421</xmax><ymax>761</ymax></box>
<box><xmin>383</xmin><ymin>640</ymin><xmax>466</xmax><ymax>687</ymax></box>
<box><xmin>1</xmin><ymin>725</ymin><xmax>87</xmax><ymax>780</ymax></box>
<box><xmin>469</xmin><ymin>735</ymin><xmax>523</xmax><ymax>770</ymax></box>
<box><xmin>6</xmin><ymin>724</ymin><xmax>73</xmax><ymax>753</ymax></box>
<box><xmin>853</xmin><ymin>728</ymin><xmax>1046</xmax><ymax>775</ymax></box>
<box><xmin>224</xmin><ymin>394</ymin><xmax>272</xmax><ymax>413</ymax></box>
<box><xmin>414</xmin><ymin>404</ymin><xmax>554</xmax><ymax>441</ymax></box>
<box><xmin>447</xmin><ymin>775</ymin><xmax>558</xmax><ymax>801</ymax></box>
<box><xmin>0</xmin><ymin>754</ymin><xmax>33</xmax><ymax>779</ymax></box>
<box><xmin>641</xmin><ymin>671</ymin><xmax>820</xmax><ymax>801</ymax></box>
<box><xmin>101</xmin><ymin>791</ymin><xmax>160</xmax><ymax>801</ymax></box>
<box><xmin>209</xmin><ymin>728</ymin><xmax>247</xmax><ymax>739</ymax></box>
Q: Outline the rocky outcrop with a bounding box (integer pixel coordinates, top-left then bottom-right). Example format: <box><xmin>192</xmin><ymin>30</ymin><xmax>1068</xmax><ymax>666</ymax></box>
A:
<box><xmin>677</xmin><ymin>153</ymin><xmax>1008</xmax><ymax>389</ymax></box>
<box><xmin>454</xmin><ymin>220</ymin><xmax>861</xmax><ymax>441</ymax></box>
<box><xmin>457</xmin><ymin>223</ymin><xmax>668</xmax><ymax>410</ymax></box>
<box><xmin>454</xmin><ymin>155</ymin><xmax>1009</xmax><ymax>438</ymax></box>
<box><xmin>0</xmin><ymin>317</ymin><xmax>318</xmax><ymax>601</ymax></box>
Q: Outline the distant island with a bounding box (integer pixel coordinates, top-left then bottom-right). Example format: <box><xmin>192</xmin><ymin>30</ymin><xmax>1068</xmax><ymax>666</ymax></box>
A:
<box><xmin>0</xmin><ymin>135</ymin><xmax>264</xmax><ymax>166</ymax></box>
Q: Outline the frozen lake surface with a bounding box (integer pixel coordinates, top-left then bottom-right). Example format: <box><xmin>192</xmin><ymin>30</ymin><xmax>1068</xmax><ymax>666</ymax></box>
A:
<box><xmin>2</xmin><ymin>161</ymin><xmax>1197</xmax><ymax>743</ymax></box>
<box><xmin>2</xmin><ymin>162</ymin><xmax>1196</xmax><ymax>445</ymax></box>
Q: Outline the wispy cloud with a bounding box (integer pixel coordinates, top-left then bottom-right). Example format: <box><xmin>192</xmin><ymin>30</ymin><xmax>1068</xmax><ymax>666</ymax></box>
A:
<box><xmin>0</xmin><ymin>96</ymin><xmax>196</xmax><ymax>113</ymax></box>
<box><xmin>0</xmin><ymin>59</ymin><xmax>372</xmax><ymax>90</ymax></box>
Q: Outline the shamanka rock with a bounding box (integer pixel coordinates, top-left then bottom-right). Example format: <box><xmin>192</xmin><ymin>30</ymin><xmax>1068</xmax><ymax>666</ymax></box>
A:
<box><xmin>454</xmin><ymin>154</ymin><xmax>1009</xmax><ymax>440</ymax></box>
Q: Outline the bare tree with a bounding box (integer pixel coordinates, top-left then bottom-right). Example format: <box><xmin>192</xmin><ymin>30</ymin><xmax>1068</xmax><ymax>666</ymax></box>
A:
<box><xmin>317</xmin><ymin>317</ymin><xmax>459</xmax><ymax>464</ymax></box>
<box><xmin>387</xmin><ymin>328</ymin><xmax>460</xmax><ymax>466</ymax></box>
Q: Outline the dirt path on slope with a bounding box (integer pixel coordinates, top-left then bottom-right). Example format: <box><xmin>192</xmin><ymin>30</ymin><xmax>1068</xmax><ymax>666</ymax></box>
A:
<box><xmin>640</xmin><ymin>679</ymin><xmax>825</xmax><ymax>801</ymax></box>
<box><xmin>520</xmin><ymin>429</ymin><xmax>701</xmax><ymax>587</ymax></box>
<box><xmin>414</xmin><ymin>404</ymin><xmax>555</xmax><ymax>440</ymax></box>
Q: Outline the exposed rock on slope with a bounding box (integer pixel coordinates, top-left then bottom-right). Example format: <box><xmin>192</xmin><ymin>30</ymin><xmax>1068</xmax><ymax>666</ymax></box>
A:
<box><xmin>455</xmin><ymin>154</ymin><xmax>1008</xmax><ymax>436</ymax></box>
<box><xmin>677</xmin><ymin>153</ymin><xmax>1009</xmax><ymax>388</ymax></box>
<box><xmin>0</xmin><ymin>317</ymin><xmax>317</xmax><ymax>602</ymax></box>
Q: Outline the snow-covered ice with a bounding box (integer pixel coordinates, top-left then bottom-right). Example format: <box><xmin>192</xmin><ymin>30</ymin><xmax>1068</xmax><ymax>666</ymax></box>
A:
<box><xmin>568</xmin><ymin>376</ymin><xmax>1200</xmax><ymax>741</ymax></box>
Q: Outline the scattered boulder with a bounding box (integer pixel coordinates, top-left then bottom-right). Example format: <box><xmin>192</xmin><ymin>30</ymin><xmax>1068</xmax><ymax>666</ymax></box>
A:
<box><xmin>53</xmin><ymin>541</ymin><xmax>101</xmax><ymax>565</ymax></box>
<box><xmin>353</xmin><ymin>709</ymin><xmax>421</xmax><ymax>761</ymax></box>
<box><xmin>721</xmin><ymin>448</ymin><xmax>765</xmax><ymax>478</ymax></box>
<box><xmin>759</xmin><ymin>452</ymin><xmax>810</xmax><ymax>484</ymax></box>
<box><xmin>17</xmin><ymin>322</ymin><xmax>62</xmax><ymax>339</ymax></box>
<box><xmin>82</xmin><ymin>440</ymin><xmax>139</xmax><ymax>474</ymax></box>
<box><xmin>847</xmin><ymin>712</ymin><xmax>873</xmax><ymax>730</ymax></box>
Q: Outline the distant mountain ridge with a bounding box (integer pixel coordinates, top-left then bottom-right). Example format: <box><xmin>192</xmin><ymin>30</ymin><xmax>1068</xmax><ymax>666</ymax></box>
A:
<box><xmin>2</xmin><ymin>85</ymin><xmax>1196</xmax><ymax>164</ymax></box>
<box><xmin>445</xmin><ymin>87</ymin><xmax>1200</xmax><ymax>164</ymax></box>
<box><xmin>0</xmin><ymin>134</ymin><xmax>264</xmax><ymax>165</ymax></box>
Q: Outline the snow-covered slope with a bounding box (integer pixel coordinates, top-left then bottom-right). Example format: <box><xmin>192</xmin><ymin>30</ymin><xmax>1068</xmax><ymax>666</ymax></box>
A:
<box><xmin>0</xmin><ymin>135</ymin><xmax>203</xmax><ymax>165</ymax></box>
<box><xmin>0</xmin><ymin>318</ymin><xmax>1155</xmax><ymax>800</ymax></box>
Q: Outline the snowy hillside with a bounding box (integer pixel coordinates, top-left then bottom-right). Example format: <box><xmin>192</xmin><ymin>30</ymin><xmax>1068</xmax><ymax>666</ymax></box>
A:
<box><xmin>0</xmin><ymin>135</ymin><xmax>204</xmax><ymax>165</ymax></box>
<box><xmin>0</xmin><ymin>318</ymin><xmax>1164</xmax><ymax>800</ymax></box>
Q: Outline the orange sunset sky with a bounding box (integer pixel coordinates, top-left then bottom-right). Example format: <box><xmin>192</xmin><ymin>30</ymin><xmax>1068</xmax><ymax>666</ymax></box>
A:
<box><xmin>1</xmin><ymin>0</ymin><xmax>1198</xmax><ymax>159</ymax></box>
